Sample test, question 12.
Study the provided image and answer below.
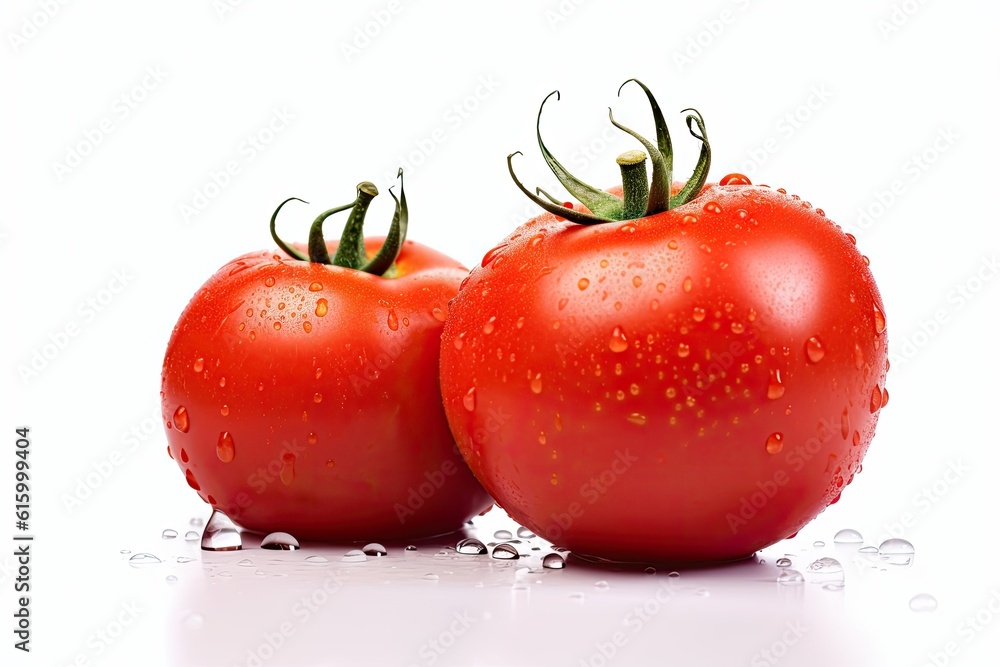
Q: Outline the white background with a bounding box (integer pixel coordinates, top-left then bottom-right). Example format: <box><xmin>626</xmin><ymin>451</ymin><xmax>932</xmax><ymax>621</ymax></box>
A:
<box><xmin>3</xmin><ymin>1</ymin><xmax>1000</xmax><ymax>665</ymax></box>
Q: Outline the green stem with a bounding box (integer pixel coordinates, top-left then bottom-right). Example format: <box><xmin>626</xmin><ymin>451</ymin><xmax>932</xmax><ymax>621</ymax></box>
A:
<box><xmin>270</xmin><ymin>198</ymin><xmax>310</xmax><ymax>261</ymax></box>
<box><xmin>307</xmin><ymin>199</ymin><xmax>359</xmax><ymax>264</ymax></box>
<box><xmin>617</xmin><ymin>150</ymin><xmax>649</xmax><ymax>220</ymax></box>
<box><xmin>331</xmin><ymin>182</ymin><xmax>378</xmax><ymax>269</ymax></box>
<box><xmin>359</xmin><ymin>169</ymin><xmax>408</xmax><ymax>276</ymax></box>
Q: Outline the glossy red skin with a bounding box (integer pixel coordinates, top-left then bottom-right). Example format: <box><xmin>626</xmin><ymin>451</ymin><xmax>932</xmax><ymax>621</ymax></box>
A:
<box><xmin>162</xmin><ymin>237</ymin><xmax>493</xmax><ymax>540</ymax></box>
<box><xmin>440</xmin><ymin>184</ymin><xmax>888</xmax><ymax>562</ymax></box>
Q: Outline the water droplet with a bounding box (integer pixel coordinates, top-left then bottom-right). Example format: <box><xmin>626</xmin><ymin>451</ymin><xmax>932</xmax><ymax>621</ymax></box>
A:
<box><xmin>720</xmin><ymin>173</ymin><xmax>752</xmax><ymax>186</ymax></box>
<box><xmin>516</xmin><ymin>527</ymin><xmax>535</xmax><ymax>539</ymax></box>
<box><xmin>463</xmin><ymin>387</ymin><xmax>476</xmax><ymax>412</ymax></box>
<box><xmin>858</xmin><ymin>545</ymin><xmax>878</xmax><ymax>554</ymax></box>
<box><xmin>730</xmin><ymin>321</ymin><xmax>744</xmax><ymax>334</ymax></box>
<box><xmin>423</xmin><ymin>573</ymin><xmax>440</xmax><ymax>581</ymax></box>
<box><xmin>161</xmin><ymin>529</ymin><xmax>178</xmax><ymax>540</ymax></box>
<box><xmin>405</xmin><ymin>545</ymin><xmax>418</xmax><ymax>552</ymax></box>
<box><xmin>184</xmin><ymin>469</ymin><xmax>200</xmax><ymax>490</ymax></box>
<box><xmin>176</xmin><ymin>556</ymin><xmax>196</xmax><ymax>564</ymax></box>
<box><xmin>220</xmin><ymin>405</ymin><xmax>229</xmax><ymax>416</ymax></box>
<box><xmin>609</xmin><ymin>326</ymin><xmax>628</xmax><ymax>353</ymax></box>
<box><xmin>776</xmin><ymin>557</ymin><xmax>793</xmax><ymax>567</ymax></box>
<box><xmin>881</xmin><ymin>387</ymin><xmax>889</xmax><ymax>408</ymax></box>
<box><xmin>530</xmin><ymin>373</ymin><xmax>543</xmax><ymax>394</ymax></box>
<box><xmin>681</xmin><ymin>214</ymin><xmax>698</xmax><ymax>225</ymax></box>
<box><xmin>805</xmin><ymin>336</ymin><xmax>825</xmax><ymax>363</ymax></box>
<box><xmin>542</xmin><ymin>553</ymin><xmax>565</xmax><ymax>569</ymax></box>
<box><xmin>492</xmin><ymin>543</ymin><xmax>519</xmax><ymax>560</ymax></box>
<box><xmin>703</xmin><ymin>201</ymin><xmax>722</xmax><ymax>214</ymax></box>
<box><xmin>201</xmin><ymin>509</ymin><xmax>242</xmax><ymax>551</ymax></box>
<box><xmin>304</xmin><ymin>555</ymin><xmax>328</xmax><ymax>564</ymax></box>
<box><xmin>626</xmin><ymin>413</ymin><xmax>647</xmax><ymax>426</ymax></box>
<box><xmin>644</xmin><ymin>566</ymin><xmax>656</xmax><ymax>575</ymax></box>
<box><xmin>767</xmin><ymin>369</ymin><xmax>785</xmax><ymax>399</ymax></box>
<box><xmin>666</xmin><ymin>571</ymin><xmax>680</xmax><ymax>578</ymax></box>
<box><xmin>870</xmin><ymin>385</ymin><xmax>882</xmax><ymax>413</ymax></box>
<box><xmin>457</xmin><ymin>538</ymin><xmax>488</xmax><ymax>555</ymax></box>
<box><xmin>273</xmin><ymin>321</ymin><xmax>282</xmax><ymax>331</ymax></box>
<box><xmin>878</xmin><ymin>538</ymin><xmax>914</xmax><ymax>566</ymax></box>
<box><xmin>315</xmin><ymin>299</ymin><xmax>328</xmax><ymax>317</ymax></box>
<box><xmin>279</xmin><ymin>453</ymin><xmax>295</xmax><ymax>486</ymax></box>
<box><xmin>184</xmin><ymin>531</ymin><xmax>199</xmax><ymax>541</ymax></box>
<box><xmin>577</xmin><ymin>278</ymin><xmax>590</xmax><ymax>291</ymax></box>
<box><xmin>166</xmin><ymin>575</ymin><xmax>178</xmax><ymax>584</ymax></box>
<box><xmin>341</xmin><ymin>549</ymin><xmax>367</xmax><ymax>562</ymax></box>
<box><xmin>309</xmin><ymin>282</ymin><xmax>323</xmax><ymax>292</ymax></box>
<box><xmin>193</xmin><ymin>357</ymin><xmax>205</xmax><ymax>373</ymax></box>
<box><xmin>873</xmin><ymin>304</ymin><xmax>886</xmax><ymax>333</ymax></box>
<box><xmin>236</xmin><ymin>558</ymin><xmax>254</xmax><ymax>567</ymax></box>
<box><xmin>261</xmin><ymin>532</ymin><xmax>300</xmax><ymax>550</ymax></box>
<box><xmin>677</xmin><ymin>342</ymin><xmax>691</xmax><ymax>358</ymax></box>
<box><xmin>481</xmin><ymin>243</ymin><xmax>509</xmax><ymax>267</ymax></box>
<box><xmin>216</xmin><ymin>431</ymin><xmax>235</xmax><ymax>462</ymax></box>
<box><xmin>909</xmin><ymin>593</ymin><xmax>938</xmax><ymax>612</ymax></box>
<box><xmin>129</xmin><ymin>553</ymin><xmax>162</xmax><ymax>566</ymax></box>
<box><xmin>632</xmin><ymin>276</ymin><xmax>642</xmax><ymax>288</ymax></box>
<box><xmin>834</xmin><ymin>529</ymin><xmax>863</xmax><ymax>544</ymax></box>
<box><xmin>619</xmin><ymin>222</ymin><xmax>637</xmax><ymax>233</ymax></box>
<box><xmin>594</xmin><ymin>580</ymin><xmax>610</xmax><ymax>589</ymax></box>
<box><xmin>313</xmin><ymin>392</ymin><xmax>323</xmax><ymax>404</ymax></box>
<box><xmin>813</xmin><ymin>541</ymin><xmax>826</xmax><ymax>548</ymax></box>
<box><xmin>387</xmin><ymin>310</ymin><xmax>399</xmax><ymax>331</ymax></box>
<box><xmin>483</xmin><ymin>316</ymin><xmax>496</xmax><ymax>334</ymax></box>
<box><xmin>692</xmin><ymin>306</ymin><xmax>706</xmax><ymax>322</ymax></box>
<box><xmin>682</xmin><ymin>277</ymin><xmax>693</xmax><ymax>292</ymax></box>
<box><xmin>766</xmin><ymin>432</ymin><xmax>784</xmax><ymax>454</ymax></box>
<box><xmin>494</xmin><ymin>530</ymin><xmax>513</xmax><ymax>540</ymax></box>
<box><xmin>173</xmin><ymin>406</ymin><xmax>190</xmax><ymax>433</ymax></box>
<box><xmin>777</xmin><ymin>569</ymin><xmax>804</xmax><ymax>585</ymax></box>
<box><xmin>431</xmin><ymin>307</ymin><xmax>447</xmax><ymax>322</ymax></box>
<box><xmin>853</xmin><ymin>430</ymin><xmax>861</xmax><ymax>447</ymax></box>
<box><xmin>667</xmin><ymin>239</ymin><xmax>679</xmax><ymax>250</ymax></box>
<box><xmin>362</xmin><ymin>543</ymin><xmax>387</xmax><ymax>557</ymax></box>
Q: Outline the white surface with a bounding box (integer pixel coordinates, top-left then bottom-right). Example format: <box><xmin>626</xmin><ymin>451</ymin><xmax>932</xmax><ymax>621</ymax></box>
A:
<box><xmin>3</xmin><ymin>1</ymin><xmax>1000</xmax><ymax>665</ymax></box>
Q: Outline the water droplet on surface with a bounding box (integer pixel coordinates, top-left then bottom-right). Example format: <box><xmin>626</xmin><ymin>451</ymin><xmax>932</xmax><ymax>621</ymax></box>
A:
<box><xmin>873</xmin><ymin>304</ymin><xmax>886</xmax><ymax>333</ymax></box>
<box><xmin>542</xmin><ymin>553</ymin><xmax>566</xmax><ymax>569</ymax></box>
<box><xmin>609</xmin><ymin>326</ymin><xmax>628</xmax><ymax>353</ymax></box>
<box><xmin>166</xmin><ymin>575</ymin><xmax>178</xmax><ymax>584</ymax></box>
<box><xmin>129</xmin><ymin>553</ymin><xmax>162</xmax><ymax>566</ymax></box>
<box><xmin>879</xmin><ymin>538</ymin><xmax>914</xmax><ymax>565</ymax></box>
<box><xmin>182</xmin><ymin>530</ymin><xmax>199</xmax><ymax>541</ymax></box>
<box><xmin>530</xmin><ymin>373</ymin><xmax>543</xmax><ymax>394</ymax></box>
<box><xmin>463</xmin><ymin>387</ymin><xmax>476</xmax><ymax>412</ymax></box>
<box><xmin>909</xmin><ymin>593</ymin><xmax>938</xmax><ymax>612</ymax></box>
<box><xmin>162</xmin><ymin>529</ymin><xmax>178</xmax><ymax>539</ymax></box>
<box><xmin>765</xmin><ymin>432</ymin><xmax>784</xmax><ymax>454</ymax></box>
<box><xmin>870</xmin><ymin>385</ymin><xmax>882</xmax><ymax>413</ymax></box>
<box><xmin>362</xmin><ymin>543</ymin><xmax>387</xmax><ymax>557</ymax></box>
<box><xmin>173</xmin><ymin>406</ymin><xmax>190</xmax><ymax>433</ymax></box>
<box><xmin>315</xmin><ymin>299</ymin><xmax>328</xmax><ymax>317</ymax></box>
<box><xmin>481</xmin><ymin>243</ymin><xmax>509</xmax><ymax>267</ymax></box>
<box><xmin>777</xmin><ymin>569</ymin><xmax>804</xmax><ymax>585</ymax></box>
<box><xmin>767</xmin><ymin>369</ymin><xmax>785</xmax><ymax>399</ymax></box>
<box><xmin>386</xmin><ymin>310</ymin><xmax>398</xmax><ymax>331</ymax></box>
<box><xmin>279</xmin><ymin>453</ymin><xmax>295</xmax><ymax>486</ymax></box>
<box><xmin>627</xmin><ymin>413</ymin><xmax>647</xmax><ymax>426</ymax></box>
<box><xmin>578</xmin><ymin>278</ymin><xmax>590</xmax><ymax>291</ymax></box>
<box><xmin>682</xmin><ymin>277</ymin><xmax>693</xmax><ymax>292</ymax></box>
<box><xmin>594</xmin><ymin>580</ymin><xmax>610</xmax><ymax>589</ymax></box>
<box><xmin>260</xmin><ymin>532</ymin><xmax>300</xmax><ymax>550</ymax></box>
<box><xmin>494</xmin><ymin>530</ymin><xmax>513</xmax><ymax>540</ymax></box>
<box><xmin>308</xmin><ymin>282</ymin><xmax>323</xmax><ymax>292</ymax></box>
<box><xmin>813</xmin><ymin>541</ymin><xmax>826</xmax><ymax>548</ymax></box>
<box><xmin>201</xmin><ymin>509</ymin><xmax>242</xmax><ymax>551</ymax></box>
<box><xmin>220</xmin><ymin>405</ymin><xmax>230</xmax><ymax>416</ymax></box>
<box><xmin>805</xmin><ymin>336</ymin><xmax>825</xmax><ymax>363</ymax></box>
<box><xmin>184</xmin><ymin>469</ymin><xmax>200</xmax><ymax>490</ymax></box>
<box><xmin>703</xmin><ymin>201</ymin><xmax>722</xmax><ymax>214</ymax></box>
<box><xmin>677</xmin><ymin>342</ymin><xmax>691</xmax><ymax>358</ymax></box>
<box><xmin>216</xmin><ymin>431</ymin><xmax>235</xmax><ymax>462</ymax></box>
<box><xmin>457</xmin><ymin>538</ymin><xmax>488</xmax><ymax>555</ymax></box>
<box><xmin>776</xmin><ymin>557</ymin><xmax>793</xmax><ymax>568</ymax></box>
<box><xmin>516</xmin><ymin>527</ymin><xmax>535</xmax><ymax>539</ymax></box>
<box><xmin>304</xmin><ymin>555</ymin><xmax>328</xmax><ymax>564</ymax></box>
<box><xmin>423</xmin><ymin>573</ymin><xmax>440</xmax><ymax>581</ymax></box>
<box><xmin>483</xmin><ymin>317</ymin><xmax>496</xmax><ymax>334</ymax></box>
<box><xmin>192</xmin><ymin>357</ymin><xmax>205</xmax><ymax>373</ymax></box>
<box><xmin>405</xmin><ymin>545</ymin><xmax>418</xmax><ymax>552</ymax></box>
<box><xmin>858</xmin><ymin>545</ymin><xmax>878</xmax><ymax>554</ymax></box>
<box><xmin>492</xmin><ymin>543</ymin><xmax>519</xmax><ymax>560</ymax></box>
<box><xmin>881</xmin><ymin>387</ymin><xmax>889</xmax><ymax>408</ymax></box>
<box><xmin>692</xmin><ymin>306</ymin><xmax>706</xmax><ymax>322</ymax></box>
<box><xmin>834</xmin><ymin>529</ymin><xmax>863</xmax><ymax>544</ymax></box>
<box><xmin>341</xmin><ymin>549</ymin><xmax>367</xmax><ymax>562</ymax></box>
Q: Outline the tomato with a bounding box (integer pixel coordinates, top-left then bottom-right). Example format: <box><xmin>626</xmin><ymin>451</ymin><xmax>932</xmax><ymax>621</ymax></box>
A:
<box><xmin>162</xmin><ymin>172</ymin><xmax>491</xmax><ymax>540</ymax></box>
<box><xmin>439</xmin><ymin>82</ymin><xmax>888</xmax><ymax>562</ymax></box>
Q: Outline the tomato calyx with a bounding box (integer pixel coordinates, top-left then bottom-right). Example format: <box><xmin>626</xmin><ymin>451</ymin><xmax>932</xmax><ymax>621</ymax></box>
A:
<box><xmin>268</xmin><ymin>168</ymin><xmax>409</xmax><ymax>276</ymax></box>
<box><xmin>507</xmin><ymin>79</ymin><xmax>712</xmax><ymax>226</ymax></box>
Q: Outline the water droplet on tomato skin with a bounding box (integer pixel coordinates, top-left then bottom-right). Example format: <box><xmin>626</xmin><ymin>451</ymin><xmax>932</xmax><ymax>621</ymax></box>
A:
<box><xmin>767</xmin><ymin>369</ymin><xmax>785</xmax><ymax>399</ymax></box>
<box><xmin>873</xmin><ymin>303</ymin><xmax>886</xmax><ymax>333</ymax></box>
<box><xmin>432</xmin><ymin>307</ymin><xmax>447</xmax><ymax>322</ymax></box>
<box><xmin>881</xmin><ymin>387</ymin><xmax>889</xmax><ymax>407</ymax></box>
<box><xmin>483</xmin><ymin>317</ymin><xmax>496</xmax><ymax>335</ymax></box>
<box><xmin>805</xmin><ymin>336</ymin><xmax>825</xmax><ymax>363</ymax></box>
<box><xmin>870</xmin><ymin>385</ymin><xmax>882</xmax><ymax>413</ymax></box>
<box><xmin>315</xmin><ymin>299</ymin><xmax>328</xmax><ymax>317</ymax></box>
<box><xmin>387</xmin><ymin>310</ymin><xmax>399</xmax><ymax>331</ymax></box>
<box><xmin>279</xmin><ymin>453</ymin><xmax>295</xmax><ymax>486</ymax></box>
<box><xmin>609</xmin><ymin>326</ymin><xmax>628</xmax><ymax>353</ymax></box>
<box><xmin>193</xmin><ymin>358</ymin><xmax>204</xmax><ymax>373</ymax></box>
<box><xmin>841</xmin><ymin>408</ymin><xmax>850</xmax><ymax>439</ymax></box>
<box><xmin>852</xmin><ymin>430</ymin><xmax>861</xmax><ymax>447</ymax></box>
<box><xmin>481</xmin><ymin>243</ymin><xmax>509</xmax><ymax>267</ymax></box>
<box><xmin>682</xmin><ymin>277</ymin><xmax>693</xmax><ymax>293</ymax></box>
<box><xmin>173</xmin><ymin>406</ymin><xmax>190</xmax><ymax>433</ymax></box>
<box><xmin>703</xmin><ymin>201</ymin><xmax>723</xmax><ymax>214</ymax></box>
<box><xmin>530</xmin><ymin>374</ymin><xmax>543</xmax><ymax>394</ymax></box>
<box><xmin>854</xmin><ymin>342</ymin><xmax>865</xmax><ymax>369</ymax></box>
<box><xmin>765</xmin><ymin>432</ymin><xmax>784</xmax><ymax>454</ymax></box>
<box><xmin>217</xmin><ymin>432</ymin><xmax>235</xmax><ymax>462</ymax></box>
<box><xmin>463</xmin><ymin>387</ymin><xmax>477</xmax><ymax>412</ymax></box>
<box><xmin>626</xmin><ymin>413</ymin><xmax>647</xmax><ymax>426</ymax></box>
<box><xmin>677</xmin><ymin>343</ymin><xmax>691</xmax><ymax>358</ymax></box>
<box><xmin>720</xmin><ymin>173</ymin><xmax>752</xmax><ymax>186</ymax></box>
<box><xmin>619</xmin><ymin>223</ymin><xmax>638</xmax><ymax>234</ymax></box>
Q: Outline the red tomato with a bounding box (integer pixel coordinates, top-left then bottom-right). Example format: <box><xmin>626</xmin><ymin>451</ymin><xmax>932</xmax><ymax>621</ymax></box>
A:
<box><xmin>439</xmin><ymin>83</ymin><xmax>888</xmax><ymax>562</ymax></box>
<box><xmin>162</xmin><ymin>175</ymin><xmax>491</xmax><ymax>540</ymax></box>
